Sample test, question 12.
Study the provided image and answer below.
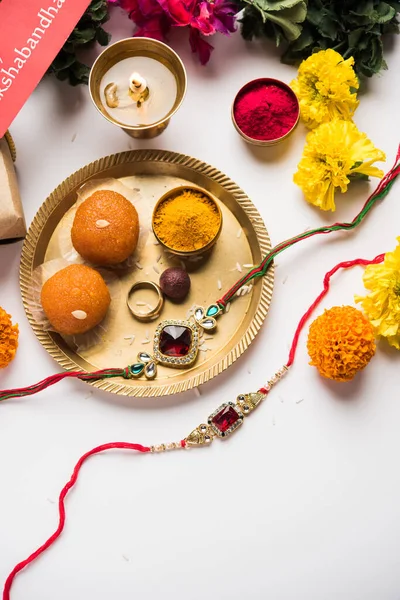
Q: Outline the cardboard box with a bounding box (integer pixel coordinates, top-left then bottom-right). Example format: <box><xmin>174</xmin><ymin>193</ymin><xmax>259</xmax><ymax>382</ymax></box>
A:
<box><xmin>0</xmin><ymin>133</ymin><xmax>26</xmax><ymax>243</ymax></box>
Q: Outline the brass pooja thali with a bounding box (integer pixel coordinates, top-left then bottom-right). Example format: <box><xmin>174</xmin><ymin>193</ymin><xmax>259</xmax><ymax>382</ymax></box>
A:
<box><xmin>20</xmin><ymin>150</ymin><xmax>274</xmax><ymax>397</ymax></box>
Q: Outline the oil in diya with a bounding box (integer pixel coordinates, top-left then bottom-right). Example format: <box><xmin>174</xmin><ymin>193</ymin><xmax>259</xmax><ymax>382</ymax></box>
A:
<box><xmin>232</xmin><ymin>78</ymin><xmax>300</xmax><ymax>146</ymax></box>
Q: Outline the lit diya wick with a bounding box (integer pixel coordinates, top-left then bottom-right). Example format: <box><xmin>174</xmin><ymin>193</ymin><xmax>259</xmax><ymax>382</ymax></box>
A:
<box><xmin>100</xmin><ymin>56</ymin><xmax>177</xmax><ymax>126</ymax></box>
<box><xmin>128</xmin><ymin>72</ymin><xmax>149</xmax><ymax>106</ymax></box>
<box><xmin>104</xmin><ymin>72</ymin><xmax>149</xmax><ymax>109</ymax></box>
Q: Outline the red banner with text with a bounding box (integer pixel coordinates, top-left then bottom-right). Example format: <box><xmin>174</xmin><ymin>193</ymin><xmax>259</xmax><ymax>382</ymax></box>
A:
<box><xmin>0</xmin><ymin>0</ymin><xmax>91</xmax><ymax>137</ymax></box>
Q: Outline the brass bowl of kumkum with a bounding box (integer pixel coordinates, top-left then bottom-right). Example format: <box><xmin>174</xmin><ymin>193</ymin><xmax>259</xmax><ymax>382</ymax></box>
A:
<box><xmin>231</xmin><ymin>78</ymin><xmax>300</xmax><ymax>147</ymax></box>
<box><xmin>152</xmin><ymin>185</ymin><xmax>223</xmax><ymax>258</ymax></box>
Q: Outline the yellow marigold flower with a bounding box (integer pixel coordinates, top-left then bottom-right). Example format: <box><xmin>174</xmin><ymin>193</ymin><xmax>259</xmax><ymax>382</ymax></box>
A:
<box><xmin>294</xmin><ymin>120</ymin><xmax>386</xmax><ymax>211</ymax></box>
<box><xmin>307</xmin><ymin>306</ymin><xmax>376</xmax><ymax>382</ymax></box>
<box><xmin>0</xmin><ymin>306</ymin><xmax>19</xmax><ymax>369</ymax></box>
<box><xmin>355</xmin><ymin>238</ymin><xmax>400</xmax><ymax>349</ymax></box>
<box><xmin>291</xmin><ymin>49</ymin><xmax>359</xmax><ymax>129</ymax></box>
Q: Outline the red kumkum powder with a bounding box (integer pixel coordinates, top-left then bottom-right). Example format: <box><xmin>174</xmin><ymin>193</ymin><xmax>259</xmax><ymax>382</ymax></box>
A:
<box><xmin>234</xmin><ymin>81</ymin><xmax>299</xmax><ymax>141</ymax></box>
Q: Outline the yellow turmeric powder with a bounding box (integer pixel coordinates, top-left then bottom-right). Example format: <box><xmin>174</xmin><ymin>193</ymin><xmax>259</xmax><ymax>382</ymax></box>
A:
<box><xmin>153</xmin><ymin>190</ymin><xmax>221</xmax><ymax>252</ymax></box>
<box><xmin>0</xmin><ymin>306</ymin><xmax>19</xmax><ymax>369</ymax></box>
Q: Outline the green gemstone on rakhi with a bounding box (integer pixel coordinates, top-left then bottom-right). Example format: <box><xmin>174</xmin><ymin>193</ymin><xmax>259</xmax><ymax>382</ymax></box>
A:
<box><xmin>130</xmin><ymin>363</ymin><xmax>145</xmax><ymax>376</ymax></box>
<box><xmin>206</xmin><ymin>305</ymin><xmax>219</xmax><ymax>317</ymax></box>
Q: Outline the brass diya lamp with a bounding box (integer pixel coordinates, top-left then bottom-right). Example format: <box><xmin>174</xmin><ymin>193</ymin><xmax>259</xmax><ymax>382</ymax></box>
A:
<box><xmin>89</xmin><ymin>38</ymin><xmax>187</xmax><ymax>139</ymax></box>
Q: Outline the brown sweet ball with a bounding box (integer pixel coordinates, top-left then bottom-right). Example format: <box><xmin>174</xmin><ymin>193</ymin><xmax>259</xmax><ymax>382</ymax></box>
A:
<box><xmin>41</xmin><ymin>264</ymin><xmax>111</xmax><ymax>335</ymax></box>
<box><xmin>159</xmin><ymin>267</ymin><xmax>191</xmax><ymax>301</ymax></box>
<box><xmin>71</xmin><ymin>190</ymin><xmax>139</xmax><ymax>265</ymax></box>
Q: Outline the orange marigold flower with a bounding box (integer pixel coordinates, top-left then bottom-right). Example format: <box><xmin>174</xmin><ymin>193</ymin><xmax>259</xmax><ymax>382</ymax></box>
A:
<box><xmin>307</xmin><ymin>306</ymin><xmax>375</xmax><ymax>382</ymax></box>
<box><xmin>0</xmin><ymin>306</ymin><xmax>19</xmax><ymax>369</ymax></box>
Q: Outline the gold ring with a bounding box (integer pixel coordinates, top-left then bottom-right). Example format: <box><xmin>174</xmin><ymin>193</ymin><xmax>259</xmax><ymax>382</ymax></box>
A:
<box><xmin>127</xmin><ymin>281</ymin><xmax>164</xmax><ymax>322</ymax></box>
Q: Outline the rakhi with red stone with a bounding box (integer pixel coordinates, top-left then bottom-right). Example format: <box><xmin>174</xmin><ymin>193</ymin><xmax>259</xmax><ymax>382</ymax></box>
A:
<box><xmin>2</xmin><ymin>250</ymin><xmax>386</xmax><ymax>599</ymax></box>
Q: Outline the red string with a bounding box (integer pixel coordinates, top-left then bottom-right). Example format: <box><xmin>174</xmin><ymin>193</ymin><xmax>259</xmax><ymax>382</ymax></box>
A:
<box><xmin>286</xmin><ymin>254</ymin><xmax>385</xmax><ymax>367</ymax></box>
<box><xmin>3</xmin><ymin>442</ymin><xmax>151</xmax><ymax>600</ymax></box>
<box><xmin>0</xmin><ymin>371</ymin><xmax>83</xmax><ymax>395</ymax></box>
<box><xmin>0</xmin><ymin>369</ymin><xmax>126</xmax><ymax>401</ymax></box>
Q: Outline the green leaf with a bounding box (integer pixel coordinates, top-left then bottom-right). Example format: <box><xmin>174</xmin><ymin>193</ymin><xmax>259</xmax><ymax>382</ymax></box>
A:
<box><xmin>265</xmin><ymin>6</ymin><xmax>307</xmax><ymax>40</ymax></box>
<box><xmin>96</xmin><ymin>26</ymin><xmax>111</xmax><ymax>46</ymax></box>
<box><xmin>317</xmin><ymin>18</ymin><xmax>338</xmax><ymax>39</ymax></box>
<box><xmin>350</xmin><ymin>173</ymin><xmax>370</xmax><ymax>181</ymax></box>
<box><xmin>246</xmin><ymin>0</ymin><xmax>266</xmax><ymax>22</ymax></box>
<box><xmin>349</xmin><ymin>2</ymin><xmax>396</xmax><ymax>24</ymax></box>
<box><xmin>281</xmin><ymin>48</ymin><xmax>299</xmax><ymax>64</ymax></box>
<box><xmin>234</xmin><ymin>0</ymin><xmax>400</xmax><ymax>78</ymax></box>
<box><xmin>374</xmin><ymin>2</ymin><xmax>396</xmax><ymax>23</ymax></box>
<box><xmin>51</xmin><ymin>52</ymin><xmax>76</xmax><ymax>71</ymax></box>
<box><xmin>273</xmin><ymin>25</ymin><xmax>284</xmax><ymax>45</ymax></box>
<box><xmin>91</xmin><ymin>6</ymin><xmax>109</xmax><ymax>21</ymax></box>
<box><xmin>382</xmin><ymin>19</ymin><xmax>400</xmax><ymax>33</ymax></box>
<box><xmin>240</xmin><ymin>7</ymin><xmax>266</xmax><ymax>39</ymax></box>
<box><xmin>71</xmin><ymin>61</ymin><xmax>90</xmax><ymax>84</ymax></box>
<box><xmin>369</xmin><ymin>34</ymin><xmax>385</xmax><ymax>69</ymax></box>
<box><xmin>90</xmin><ymin>0</ymin><xmax>106</xmax><ymax>10</ymax></box>
<box><xmin>242</xmin><ymin>0</ymin><xmax>306</xmax><ymax>9</ymax></box>
<box><xmin>349</xmin><ymin>1</ymin><xmax>374</xmax><ymax>17</ymax></box>
<box><xmin>241</xmin><ymin>0</ymin><xmax>306</xmax><ymax>42</ymax></box>
<box><xmin>306</xmin><ymin>6</ymin><xmax>331</xmax><ymax>26</ymax></box>
<box><xmin>288</xmin><ymin>27</ymin><xmax>314</xmax><ymax>51</ymax></box>
<box><xmin>247</xmin><ymin>0</ymin><xmax>306</xmax><ymax>39</ymax></box>
<box><xmin>351</xmin><ymin>32</ymin><xmax>385</xmax><ymax>77</ymax></box>
<box><xmin>47</xmin><ymin>0</ymin><xmax>111</xmax><ymax>86</ymax></box>
<box><xmin>72</xmin><ymin>27</ymin><xmax>97</xmax><ymax>44</ymax></box>
<box><xmin>351</xmin><ymin>161</ymin><xmax>363</xmax><ymax>169</ymax></box>
<box><xmin>54</xmin><ymin>69</ymin><xmax>71</xmax><ymax>82</ymax></box>
<box><xmin>63</xmin><ymin>40</ymin><xmax>76</xmax><ymax>52</ymax></box>
<box><xmin>348</xmin><ymin>27</ymin><xmax>364</xmax><ymax>48</ymax></box>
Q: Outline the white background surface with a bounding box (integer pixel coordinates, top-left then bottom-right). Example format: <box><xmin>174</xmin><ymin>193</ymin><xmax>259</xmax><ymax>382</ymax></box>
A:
<box><xmin>1</xmin><ymin>8</ymin><xmax>400</xmax><ymax>600</ymax></box>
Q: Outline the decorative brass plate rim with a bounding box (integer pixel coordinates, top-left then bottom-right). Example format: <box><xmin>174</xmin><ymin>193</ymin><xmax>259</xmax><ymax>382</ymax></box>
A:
<box><xmin>19</xmin><ymin>150</ymin><xmax>274</xmax><ymax>398</ymax></box>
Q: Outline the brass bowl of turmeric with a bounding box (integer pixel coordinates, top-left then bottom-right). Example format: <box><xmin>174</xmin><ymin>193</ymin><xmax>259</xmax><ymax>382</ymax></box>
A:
<box><xmin>152</xmin><ymin>185</ymin><xmax>223</xmax><ymax>258</ymax></box>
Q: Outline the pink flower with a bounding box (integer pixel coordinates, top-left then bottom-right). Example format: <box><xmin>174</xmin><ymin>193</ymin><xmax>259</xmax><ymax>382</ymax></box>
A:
<box><xmin>117</xmin><ymin>0</ymin><xmax>171</xmax><ymax>40</ymax></box>
<box><xmin>189</xmin><ymin>28</ymin><xmax>214</xmax><ymax>64</ymax></box>
<box><xmin>158</xmin><ymin>0</ymin><xmax>236</xmax><ymax>35</ymax></box>
<box><xmin>193</xmin><ymin>0</ymin><xmax>237</xmax><ymax>36</ymax></box>
<box><xmin>110</xmin><ymin>0</ymin><xmax>237</xmax><ymax>64</ymax></box>
<box><xmin>122</xmin><ymin>0</ymin><xmax>162</xmax><ymax>19</ymax></box>
<box><xmin>157</xmin><ymin>0</ymin><xmax>196</xmax><ymax>26</ymax></box>
<box><xmin>135</xmin><ymin>16</ymin><xmax>171</xmax><ymax>39</ymax></box>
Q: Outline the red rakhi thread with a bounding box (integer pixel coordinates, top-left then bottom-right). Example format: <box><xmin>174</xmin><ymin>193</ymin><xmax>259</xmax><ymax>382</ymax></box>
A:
<box><xmin>1</xmin><ymin>253</ymin><xmax>387</xmax><ymax>598</ymax></box>
<box><xmin>0</xmin><ymin>368</ymin><xmax>131</xmax><ymax>402</ymax></box>
<box><xmin>286</xmin><ymin>254</ymin><xmax>385</xmax><ymax>367</ymax></box>
<box><xmin>2</xmin><ymin>442</ymin><xmax>152</xmax><ymax>600</ymax></box>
